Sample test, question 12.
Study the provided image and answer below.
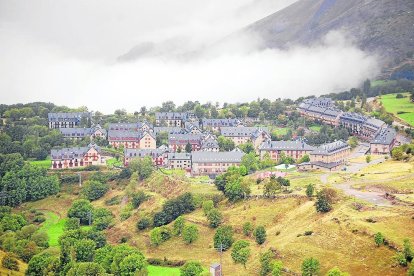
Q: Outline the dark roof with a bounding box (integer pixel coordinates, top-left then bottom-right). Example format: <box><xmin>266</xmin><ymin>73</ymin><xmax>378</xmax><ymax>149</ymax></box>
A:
<box><xmin>51</xmin><ymin>144</ymin><xmax>100</xmax><ymax>160</ymax></box>
<box><xmin>109</xmin><ymin>121</ymin><xmax>153</xmax><ymax>131</ymax></box>
<box><xmin>192</xmin><ymin>151</ymin><xmax>245</xmax><ymax>163</ymax></box>
<box><xmin>260</xmin><ymin>140</ymin><xmax>315</xmax><ymax>151</ymax></box>
<box><xmin>339</xmin><ymin>112</ymin><xmax>367</xmax><ymax>124</ymax></box>
<box><xmin>311</xmin><ymin>140</ymin><xmax>350</xmax><ymax>155</ymax></box>
<box><xmin>155</xmin><ymin>112</ymin><xmax>195</xmax><ymax>120</ymax></box>
<box><xmin>370</xmin><ymin>127</ymin><xmax>396</xmax><ymax>145</ymax></box>
<box><xmin>202</xmin><ymin>119</ymin><xmax>241</xmax><ymax>127</ymax></box>
<box><xmin>168</xmin><ymin>134</ymin><xmax>203</xmax><ymax>145</ymax></box>
<box><xmin>59</xmin><ymin>128</ymin><xmax>92</xmax><ymax>137</ymax></box>
<box><xmin>108</xmin><ymin>130</ymin><xmax>155</xmax><ymax>141</ymax></box>
<box><xmin>154</xmin><ymin>127</ymin><xmax>186</xmax><ymax>135</ymax></box>
<box><xmin>201</xmin><ymin>137</ymin><xmax>219</xmax><ymax>150</ymax></box>
<box><xmin>167</xmin><ymin>153</ymin><xmax>192</xmax><ymax>160</ymax></box>
<box><xmin>48</xmin><ymin>112</ymin><xmax>91</xmax><ymax>122</ymax></box>
<box><xmin>220</xmin><ymin>127</ymin><xmax>269</xmax><ymax>137</ymax></box>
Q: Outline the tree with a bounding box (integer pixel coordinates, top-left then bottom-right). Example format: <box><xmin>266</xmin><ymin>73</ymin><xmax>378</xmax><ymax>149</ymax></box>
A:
<box><xmin>217</xmin><ymin>136</ymin><xmax>235</xmax><ymax>151</ymax></box>
<box><xmin>185</xmin><ymin>142</ymin><xmax>192</xmax><ymax>153</ymax></box>
<box><xmin>131</xmin><ymin>191</ymin><xmax>150</xmax><ymax>209</ymax></box>
<box><xmin>403</xmin><ymin>238</ymin><xmax>413</xmax><ymax>262</ymax></box>
<box><xmin>81</xmin><ymin>180</ymin><xmax>109</xmax><ymax>201</ymax></box>
<box><xmin>263</xmin><ymin>177</ymin><xmax>281</xmax><ymax>197</ymax></box>
<box><xmin>242</xmin><ymin>222</ymin><xmax>254</xmax><ymax>237</ymax></box>
<box><xmin>348</xmin><ymin>136</ymin><xmax>358</xmax><ymax>149</ymax></box>
<box><xmin>326</xmin><ymin>266</ymin><xmax>349</xmax><ymax>276</ymax></box>
<box><xmin>254</xmin><ymin>226</ymin><xmax>266</xmax><ymax>245</ymax></box>
<box><xmin>260</xmin><ymin>249</ymin><xmax>275</xmax><ymax>276</ymax></box>
<box><xmin>0</xmin><ymin>171</ymin><xmax>27</xmax><ymax>207</ymax></box>
<box><xmin>206</xmin><ymin>208</ymin><xmax>223</xmax><ymax>228</ymax></box>
<box><xmin>272</xmin><ymin>260</ymin><xmax>283</xmax><ymax>276</ymax></box>
<box><xmin>366</xmin><ymin>155</ymin><xmax>371</xmax><ymax>163</ymax></box>
<box><xmin>202</xmin><ymin>200</ymin><xmax>214</xmax><ymax>215</ymax></box>
<box><xmin>239</xmin><ymin>142</ymin><xmax>255</xmax><ymax>154</ymax></box>
<box><xmin>153</xmin><ymin>193</ymin><xmax>195</xmax><ymax>227</ymax></box>
<box><xmin>150</xmin><ymin>227</ymin><xmax>163</xmax><ymax>246</ymax></box>
<box><xmin>297</xmin><ymin>154</ymin><xmax>310</xmax><ymax>164</ymax></box>
<box><xmin>315</xmin><ymin>188</ymin><xmax>337</xmax><ymax>213</ymax></box>
<box><xmin>26</xmin><ymin>252</ymin><xmax>55</xmax><ymax>276</ymax></box>
<box><xmin>306</xmin><ymin>184</ymin><xmax>314</xmax><ymax>198</ymax></box>
<box><xmin>74</xmin><ymin>239</ymin><xmax>96</xmax><ymax>262</ymax></box>
<box><xmin>182</xmin><ymin>224</ymin><xmax>199</xmax><ymax>244</ymax></box>
<box><xmin>180</xmin><ymin>261</ymin><xmax>203</xmax><ymax>276</ymax></box>
<box><xmin>119</xmin><ymin>253</ymin><xmax>147</xmax><ymax>275</ymax></box>
<box><xmin>241</xmin><ymin>152</ymin><xmax>259</xmax><ymax>172</ymax></box>
<box><xmin>301</xmin><ymin>257</ymin><xmax>320</xmax><ymax>276</ymax></box>
<box><xmin>231</xmin><ymin>240</ymin><xmax>250</xmax><ymax>268</ymax></box>
<box><xmin>173</xmin><ymin>216</ymin><xmax>186</xmax><ymax>236</ymax></box>
<box><xmin>2</xmin><ymin>253</ymin><xmax>19</xmax><ymax>271</ymax></box>
<box><xmin>225</xmin><ymin>178</ymin><xmax>250</xmax><ymax>202</ymax></box>
<box><xmin>374</xmin><ymin>232</ymin><xmax>384</xmax><ymax>247</ymax></box>
<box><xmin>67</xmin><ymin>262</ymin><xmax>105</xmax><ymax>276</ymax></box>
<box><xmin>214</xmin><ymin>225</ymin><xmax>234</xmax><ymax>251</ymax></box>
<box><xmin>67</xmin><ymin>199</ymin><xmax>94</xmax><ymax>225</ymax></box>
<box><xmin>277</xmin><ymin>177</ymin><xmax>290</xmax><ymax>191</ymax></box>
<box><xmin>136</xmin><ymin>217</ymin><xmax>151</xmax><ymax>231</ymax></box>
<box><xmin>129</xmin><ymin>156</ymin><xmax>154</xmax><ymax>180</ymax></box>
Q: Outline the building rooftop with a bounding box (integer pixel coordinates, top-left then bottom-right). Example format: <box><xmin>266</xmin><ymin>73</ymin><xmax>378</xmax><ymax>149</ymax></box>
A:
<box><xmin>51</xmin><ymin>144</ymin><xmax>100</xmax><ymax>160</ymax></box>
<box><xmin>259</xmin><ymin>140</ymin><xmax>315</xmax><ymax>151</ymax></box>
<box><xmin>155</xmin><ymin>112</ymin><xmax>195</xmax><ymax>120</ymax></box>
<box><xmin>154</xmin><ymin>127</ymin><xmax>186</xmax><ymax>135</ymax></box>
<box><xmin>311</xmin><ymin>140</ymin><xmax>350</xmax><ymax>155</ymax></box>
<box><xmin>167</xmin><ymin>153</ymin><xmax>192</xmax><ymax>160</ymax></box>
<box><xmin>48</xmin><ymin>112</ymin><xmax>91</xmax><ymax>122</ymax></box>
<box><xmin>220</xmin><ymin>127</ymin><xmax>269</xmax><ymax>137</ymax></box>
<box><xmin>202</xmin><ymin>118</ymin><xmax>241</xmax><ymax>127</ymax></box>
<box><xmin>192</xmin><ymin>151</ymin><xmax>245</xmax><ymax>163</ymax></box>
<box><xmin>370</xmin><ymin>127</ymin><xmax>396</xmax><ymax>145</ymax></box>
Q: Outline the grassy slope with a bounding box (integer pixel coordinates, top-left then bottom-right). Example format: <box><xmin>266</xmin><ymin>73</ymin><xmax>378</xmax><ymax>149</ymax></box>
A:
<box><xmin>0</xmin><ymin>250</ymin><xmax>27</xmax><ymax>276</ymax></box>
<box><xmin>28</xmin><ymin>158</ymin><xmax>51</xmax><ymax>169</ymax></box>
<box><xmin>379</xmin><ymin>92</ymin><xmax>414</xmax><ymax>126</ymax></box>
<box><xmin>147</xmin><ymin>265</ymin><xmax>180</xmax><ymax>276</ymax></box>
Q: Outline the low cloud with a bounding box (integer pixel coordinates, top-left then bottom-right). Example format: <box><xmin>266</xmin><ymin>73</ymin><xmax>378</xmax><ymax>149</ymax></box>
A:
<box><xmin>0</xmin><ymin>0</ymin><xmax>379</xmax><ymax>113</ymax></box>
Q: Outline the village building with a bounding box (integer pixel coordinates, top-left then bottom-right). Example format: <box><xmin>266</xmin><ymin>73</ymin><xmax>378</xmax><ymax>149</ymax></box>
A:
<box><xmin>167</xmin><ymin>153</ymin><xmax>192</xmax><ymax>170</ymax></box>
<box><xmin>259</xmin><ymin>140</ymin><xmax>315</xmax><ymax>162</ymax></box>
<box><xmin>155</xmin><ymin>112</ymin><xmax>197</xmax><ymax>127</ymax></box>
<box><xmin>108</xmin><ymin>130</ymin><xmax>156</xmax><ymax>149</ymax></box>
<box><xmin>370</xmin><ymin>127</ymin><xmax>397</xmax><ymax>154</ymax></box>
<box><xmin>51</xmin><ymin>144</ymin><xmax>104</xmax><ymax>169</ymax></box>
<box><xmin>297</xmin><ymin>99</ymin><xmax>342</xmax><ymax>126</ymax></box>
<box><xmin>220</xmin><ymin>127</ymin><xmax>270</xmax><ymax>147</ymax></box>
<box><xmin>191</xmin><ymin>150</ymin><xmax>245</xmax><ymax>176</ymax></box>
<box><xmin>59</xmin><ymin>125</ymin><xmax>107</xmax><ymax>140</ymax></box>
<box><xmin>108</xmin><ymin>121</ymin><xmax>153</xmax><ymax>133</ymax></box>
<box><xmin>124</xmin><ymin>148</ymin><xmax>168</xmax><ymax>166</ymax></box>
<box><xmin>298</xmin><ymin>140</ymin><xmax>351</xmax><ymax>171</ymax></box>
<box><xmin>184</xmin><ymin>122</ymin><xmax>203</xmax><ymax>134</ymax></box>
<box><xmin>200</xmin><ymin>135</ymin><xmax>220</xmax><ymax>152</ymax></box>
<box><xmin>201</xmin><ymin>118</ymin><xmax>243</xmax><ymax>132</ymax></box>
<box><xmin>168</xmin><ymin>133</ymin><xmax>204</xmax><ymax>152</ymax></box>
<box><xmin>48</xmin><ymin>112</ymin><xmax>91</xmax><ymax>129</ymax></box>
<box><xmin>339</xmin><ymin>113</ymin><xmax>386</xmax><ymax>140</ymax></box>
<box><xmin>154</xmin><ymin>127</ymin><xmax>186</xmax><ymax>135</ymax></box>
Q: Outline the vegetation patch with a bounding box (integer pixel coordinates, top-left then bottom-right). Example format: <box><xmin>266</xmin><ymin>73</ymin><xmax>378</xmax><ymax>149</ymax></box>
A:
<box><xmin>380</xmin><ymin>92</ymin><xmax>414</xmax><ymax>126</ymax></box>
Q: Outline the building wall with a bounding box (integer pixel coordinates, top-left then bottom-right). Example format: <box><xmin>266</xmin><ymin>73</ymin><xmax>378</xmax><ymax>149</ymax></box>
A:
<box><xmin>192</xmin><ymin>161</ymin><xmax>241</xmax><ymax>175</ymax></box>
<box><xmin>370</xmin><ymin>141</ymin><xmax>395</xmax><ymax>155</ymax></box>
<box><xmin>49</xmin><ymin>121</ymin><xmax>80</xmax><ymax>129</ymax></box>
<box><xmin>168</xmin><ymin>159</ymin><xmax>192</xmax><ymax>170</ymax></box>
<box><xmin>51</xmin><ymin>148</ymin><xmax>103</xmax><ymax>169</ymax></box>
<box><xmin>310</xmin><ymin>148</ymin><xmax>350</xmax><ymax>164</ymax></box>
<box><xmin>139</xmin><ymin>133</ymin><xmax>156</xmax><ymax>149</ymax></box>
<box><xmin>260</xmin><ymin>149</ymin><xmax>312</xmax><ymax>162</ymax></box>
<box><xmin>109</xmin><ymin>140</ymin><xmax>140</xmax><ymax>149</ymax></box>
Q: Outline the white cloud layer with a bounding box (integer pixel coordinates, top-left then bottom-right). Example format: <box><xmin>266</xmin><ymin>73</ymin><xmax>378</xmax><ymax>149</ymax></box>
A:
<box><xmin>0</xmin><ymin>0</ymin><xmax>379</xmax><ymax>113</ymax></box>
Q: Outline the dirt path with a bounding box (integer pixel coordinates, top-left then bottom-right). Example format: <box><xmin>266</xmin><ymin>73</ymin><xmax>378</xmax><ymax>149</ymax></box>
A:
<box><xmin>335</xmin><ymin>182</ymin><xmax>391</xmax><ymax>206</ymax></box>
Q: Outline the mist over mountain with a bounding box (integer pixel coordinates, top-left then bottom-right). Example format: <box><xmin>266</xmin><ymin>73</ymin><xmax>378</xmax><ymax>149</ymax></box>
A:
<box><xmin>245</xmin><ymin>0</ymin><xmax>414</xmax><ymax>68</ymax></box>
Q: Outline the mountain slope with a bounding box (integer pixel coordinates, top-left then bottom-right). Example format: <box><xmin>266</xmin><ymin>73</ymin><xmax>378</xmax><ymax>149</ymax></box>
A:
<box><xmin>246</xmin><ymin>0</ymin><xmax>414</xmax><ymax>67</ymax></box>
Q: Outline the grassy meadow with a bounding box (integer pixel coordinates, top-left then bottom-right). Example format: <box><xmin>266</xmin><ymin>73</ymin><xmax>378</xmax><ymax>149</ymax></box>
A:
<box><xmin>379</xmin><ymin>92</ymin><xmax>414</xmax><ymax>126</ymax></box>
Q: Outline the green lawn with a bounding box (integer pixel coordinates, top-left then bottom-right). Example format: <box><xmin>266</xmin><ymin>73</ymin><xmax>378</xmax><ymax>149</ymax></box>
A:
<box><xmin>271</xmin><ymin>127</ymin><xmax>290</xmax><ymax>136</ymax></box>
<box><xmin>309</xmin><ymin>125</ymin><xmax>321</xmax><ymax>132</ymax></box>
<box><xmin>40</xmin><ymin>212</ymin><xmax>66</xmax><ymax>247</ymax></box>
<box><xmin>380</xmin><ymin>92</ymin><xmax>414</xmax><ymax>126</ymax></box>
<box><xmin>28</xmin><ymin>158</ymin><xmax>51</xmax><ymax>169</ymax></box>
<box><xmin>106</xmin><ymin>157</ymin><xmax>123</xmax><ymax>167</ymax></box>
<box><xmin>148</xmin><ymin>265</ymin><xmax>181</xmax><ymax>276</ymax></box>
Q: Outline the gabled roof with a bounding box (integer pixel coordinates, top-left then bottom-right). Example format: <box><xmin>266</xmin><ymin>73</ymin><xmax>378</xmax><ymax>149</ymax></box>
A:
<box><xmin>201</xmin><ymin>137</ymin><xmax>219</xmax><ymax>150</ymax></box>
<box><xmin>168</xmin><ymin>134</ymin><xmax>204</xmax><ymax>145</ymax></box>
<box><xmin>51</xmin><ymin>144</ymin><xmax>100</xmax><ymax>160</ymax></box>
<box><xmin>154</xmin><ymin>127</ymin><xmax>186</xmax><ymax>135</ymax></box>
<box><xmin>259</xmin><ymin>140</ymin><xmax>315</xmax><ymax>151</ymax></box>
<box><xmin>48</xmin><ymin>112</ymin><xmax>91</xmax><ymax>122</ymax></box>
<box><xmin>220</xmin><ymin>127</ymin><xmax>269</xmax><ymax>137</ymax></box>
<box><xmin>59</xmin><ymin>128</ymin><xmax>93</xmax><ymax>136</ymax></box>
<box><xmin>155</xmin><ymin>112</ymin><xmax>195</xmax><ymax>120</ymax></box>
<box><xmin>192</xmin><ymin>151</ymin><xmax>245</xmax><ymax>163</ymax></box>
<box><xmin>370</xmin><ymin>127</ymin><xmax>396</xmax><ymax>145</ymax></box>
<box><xmin>202</xmin><ymin>118</ymin><xmax>241</xmax><ymax>127</ymax></box>
<box><xmin>311</xmin><ymin>140</ymin><xmax>350</xmax><ymax>155</ymax></box>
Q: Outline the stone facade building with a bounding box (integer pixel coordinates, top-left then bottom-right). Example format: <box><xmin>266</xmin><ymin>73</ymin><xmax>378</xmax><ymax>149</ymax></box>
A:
<box><xmin>51</xmin><ymin>144</ymin><xmax>104</xmax><ymax>169</ymax></box>
<box><xmin>48</xmin><ymin>112</ymin><xmax>91</xmax><ymax>129</ymax></box>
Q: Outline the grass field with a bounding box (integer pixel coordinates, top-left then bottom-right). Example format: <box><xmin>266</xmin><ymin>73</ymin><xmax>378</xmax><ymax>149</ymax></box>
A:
<box><xmin>309</xmin><ymin>125</ymin><xmax>321</xmax><ymax>132</ymax></box>
<box><xmin>28</xmin><ymin>158</ymin><xmax>51</xmax><ymax>169</ymax></box>
<box><xmin>0</xmin><ymin>250</ymin><xmax>27</xmax><ymax>275</ymax></box>
<box><xmin>106</xmin><ymin>157</ymin><xmax>123</xmax><ymax>167</ymax></box>
<box><xmin>271</xmin><ymin>127</ymin><xmax>290</xmax><ymax>136</ymax></box>
<box><xmin>379</xmin><ymin>92</ymin><xmax>414</xmax><ymax>126</ymax></box>
<box><xmin>40</xmin><ymin>212</ymin><xmax>66</xmax><ymax>247</ymax></box>
<box><xmin>147</xmin><ymin>265</ymin><xmax>181</xmax><ymax>276</ymax></box>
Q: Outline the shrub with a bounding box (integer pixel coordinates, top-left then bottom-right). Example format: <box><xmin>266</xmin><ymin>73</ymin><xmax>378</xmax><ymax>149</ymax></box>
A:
<box><xmin>404</xmin><ymin>238</ymin><xmax>413</xmax><ymax>262</ymax></box>
<box><xmin>306</xmin><ymin>184</ymin><xmax>314</xmax><ymax>198</ymax></box>
<box><xmin>33</xmin><ymin>215</ymin><xmax>46</xmax><ymax>223</ymax></box>
<box><xmin>207</xmin><ymin>208</ymin><xmax>223</xmax><ymax>228</ymax></box>
<box><xmin>2</xmin><ymin>253</ymin><xmax>19</xmax><ymax>271</ymax></box>
<box><xmin>260</xmin><ymin>249</ymin><xmax>275</xmax><ymax>276</ymax></box>
<box><xmin>153</xmin><ymin>193</ymin><xmax>195</xmax><ymax>227</ymax></box>
<box><xmin>202</xmin><ymin>200</ymin><xmax>214</xmax><ymax>215</ymax></box>
<box><xmin>213</xmin><ymin>225</ymin><xmax>234</xmax><ymax>251</ymax></box>
<box><xmin>254</xmin><ymin>226</ymin><xmax>267</xmax><ymax>245</ymax></box>
<box><xmin>136</xmin><ymin>217</ymin><xmax>151</xmax><ymax>231</ymax></box>
<box><xmin>182</xmin><ymin>225</ymin><xmax>199</xmax><ymax>244</ymax></box>
<box><xmin>272</xmin><ymin>260</ymin><xmax>283</xmax><ymax>276</ymax></box>
<box><xmin>326</xmin><ymin>266</ymin><xmax>349</xmax><ymax>276</ymax></box>
<box><xmin>81</xmin><ymin>180</ymin><xmax>109</xmax><ymax>201</ymax></box>
<box><xmin>242</xmin><ymin>222</ymin><xmax>254</xmax><ymax>237</ymax></box>
<box><xmin>315</xmin><ymin>188</ymin><xmax>337</xmax><ymax>213</ymax></box>
<box><xmin>65</xmin><ymin>218</ymin><xmax>80</xmax><ymax>231</ymax></box>
<box><xmin>131</xmin><ymin>191</ymin><xmax>150</xmax><ymax>209</ymax></box>
<box><xmin>105</xmin><ymin>195</ymin><xmax>121</xmax><ymax>206</ymax></box>
<box><xmin>67</xmin><ymin>199</ymin><xmax>94</xmax><ymax>225</ymax></box>
<box><xmin>301</xmin><ymin>257</ymin><xmax>320</xmax><ymax>276</ymax></box>
<box><xmin>304</xmin><ymin>231</ymin><xmax>313</xmax><ymax>236</ymax></box>
<box><xmin>173</xmin><ymin>216</ymin><xmax>185</xmax><ymax>236</ymax></box>
<box><xmin>394</xmin><ymin>252</ymin><xmax>407</xmax><ymax>267</ymax></box>
<box><xmin>231</xmin><ymin>240</ymin><xmax>250</xmax><ymax>268</ymax></box>
<box><xmin>374</xmin><ymin>232</ymin><xmax>384</xmax><ymax>247</ymax></box>
<box><xmin>150</xmin><ymin>226</ymin><xmax>171</xmax><ymax>246</ymax></box>
<box><xmin>180</xmin><ymin>261</ymin><xmax>203</xmax><ymax>276</ymax></box>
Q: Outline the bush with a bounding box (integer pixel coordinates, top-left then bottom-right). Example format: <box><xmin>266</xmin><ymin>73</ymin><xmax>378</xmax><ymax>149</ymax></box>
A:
<box><xmin>326</xmin><ymin>266</ymin><xmax>349</xmax><ymax>276</ymax></box>
<box><xmin>180</xmin><ymin>261</ymin><xmax>203</xmax><ymax>276</ymax></box>
<box><xmin>67</xmin><ymin>199</ymin><xmax>94</xmax><ymax>225</ymax></box>
<box><xmin>253</xmin><ymin>226</ymin><xmax>266</xmax><ymax>245</ymax></box>
<box><xmin>206</xmin><ymin>209</ymin><xmax>223</xmax><ymax>228</ymax></box>
<box><xmin>60</xmin><ymin>174</ymin><xmax>80</xmax><ymax>184</ymax></box>
<box><xmin>81</xmin><ymin>180</ymin><xmax>109</xmax><ymax>201</ymax></box>
<box><xmin>173</xmin><ymin>216</ymin><xmax>185</xmax><ymax>236</ymax></box>
<box><xmin>315</xmin><ymin>188</ymin><xmax>337</xmax><ymax>213</ymax></box>
<box><xmin>272</xmin><ymin>260</ymin><xmax>283</xmax><ymax>276</ymax></box>
<box><xmin>213</xmin><ymin>225</ymin><xmax>234</xmax><ymax>251</ymax></box>
<box><xmin>131</xmin><ymin>191</ymin><xmax>150</xmax><ymax>209</ymax></box>
<box><xmin>242</xmin><ymin>222</ymin><xmax>254</xmax><ymax>237</ymax></box>
<box><xmin>150</xmin><ymin>226</ymin><xmax>171</xmax><ymax>246</ymax></box>
<box><xmin>2</xmin><ymin>253</ymin><xmax>19</xmax><ymax>271</ymax></box>
<box><xmin>306</xmin><ymin>184</ymin><xmax>314</xmax><ymax>198</ymax></box>
<box><xmin>259</xmin><ymin>249</ymin><xmax>275</xmax><ymax>276</ymax></box>
<box><xmin>33</xmin><ymin>215</ymin><xmax>46</xmax><ymax>223</ymax></box>
<box><xmin>105</xmin><ymin>195</ymin><xmax>121</xmax><ymax>206</ymax></box>
<box><xmin>182</xmin><ymin>225</ymin><xmax>199</xmax><ymax>244</ymax></box>
<box><xmin>301</xmin><ymin>257</ymin><xmax>320</xmax><ymax>276</ymax></box>
<box><xmin>404</xmin><ymin>238</ymin><xmax>413</xmax><ymax>262</ymax></box>
<box><xmin>304</xmin><ymin>231</ymin><xmax>313</xmax><ymax>236</ymax></box>
<box><xmin>153</xmin><ymin>193</ymin><xmax>195</xmax><ymax>227</ymax></box>
<box><xmin>394</xmin><ymin>252</ymin><xmax>407</xmax><ymax>267</ymax></box>
<box><xmin>396</xmin><ymin>93</ymin><xmax>405</xmax><ymax>98</ymax></box>
<box><xmin>374</xmin><ymin>232</ymin><xmax>384</xmax><ymax>247</ymax></box>
<box><xmin>202</xmin><ymin>200</ymin><xmax>214</xmax><ymax>215</ymax></box>
<box><xmin>231</xmin><ymin>240</ymin><xmax>250</xmax><ymax>268</ymax></box>
<box><xmin>136</xmin><ymin>217</ymin><xmax>151</xmax><ymax>231</ymax></box>
<box><xmin>65</xmin><ymin>218</ymin><xmax>80</xmax><ymax>230</ymax></box>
